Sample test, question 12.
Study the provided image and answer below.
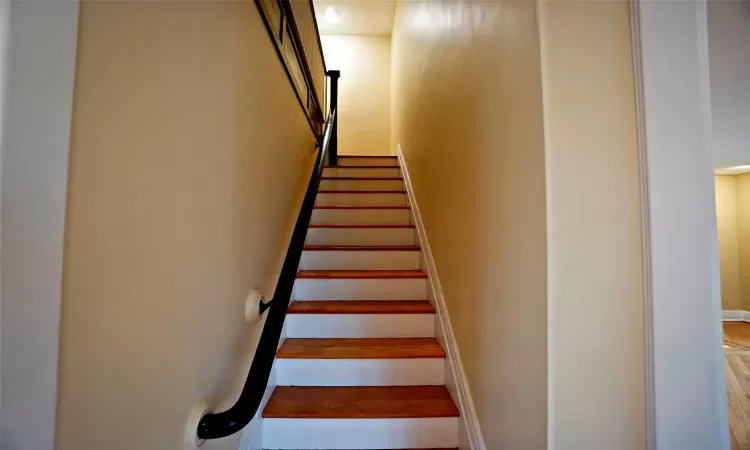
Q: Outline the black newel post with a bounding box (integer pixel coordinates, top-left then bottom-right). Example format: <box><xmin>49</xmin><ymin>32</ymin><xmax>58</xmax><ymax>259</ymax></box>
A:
<box><xmin>327</xmin><ymin>70</ymin><xmax>340</xmax><ymax>166</ymax></box>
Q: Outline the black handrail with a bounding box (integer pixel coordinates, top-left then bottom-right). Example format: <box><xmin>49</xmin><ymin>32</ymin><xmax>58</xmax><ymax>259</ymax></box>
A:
<box><xmin>196</xmin><ymin>109</ymin><xmax>336</xmax><ymax>440</ymax></box>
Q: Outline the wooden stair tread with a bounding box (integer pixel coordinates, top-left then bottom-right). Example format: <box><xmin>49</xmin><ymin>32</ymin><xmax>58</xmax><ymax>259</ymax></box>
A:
<box><xmin>321</xmin><ymin>176</ymin><xmax>403</xmax><ymax>180</ymax></box>
<box><xmin>325</xmin><ymin>165</ymin><xmax>400</xmax><ymax>169</ymax></box>
<box><xmin>263</xmin><ymin>386</ymin><xmax>459</xmax><ymax>418</ymax></box>
<box><xmin>338</xmin><ymin>155</ymin><xmax>397</xmax><ymax>158</ymax></box>
<box><xmin>297</xmin><ymin>270</ymin><xmax>427</xmax><ymax>279</ymax></box>
<box><xmin>277</xmin><ymin>338</ymin><xmax>445</xmax><ymax>359</ymax></box>
<box><xmin>303</xmin><ymin>245</ymin><xmax>420</xmax><ymax>251</ymax></box>
<box><xmin>308</xmin><ymin>224</ymin><xmax>415</xmax><ymax>228</ymax></box>
<box><xmin>313</xmin><ymin>205</ymin><xmax>410</xmax><ymax>209</ymax></box>
<box><xmin>318</xmin><ymin>190</ymin><xmax>407</xmax><ymax>194</ymax></box>
<box><xmin>288</xmin><ymin>300</ymin><xmax>434</xmax><ymax>314</ymax></box>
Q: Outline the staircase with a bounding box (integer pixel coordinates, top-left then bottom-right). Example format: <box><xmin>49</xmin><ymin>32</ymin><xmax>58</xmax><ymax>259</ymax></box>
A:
<box><xmin>261</xmin><ymin>155</ymin><xmax>460</xmax><ymax>449</ymax></box>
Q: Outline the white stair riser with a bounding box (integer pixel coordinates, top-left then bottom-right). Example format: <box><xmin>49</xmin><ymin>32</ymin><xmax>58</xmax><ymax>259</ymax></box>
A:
<box><xmin>305</xmin><ymin>228</ymin><xmax>416</xmax><ymax>246</ymax></box>
<box><xmin>311</xmin><ymin>209</ymin><xmax>411</xmax><ymax>226</ymax></box>
<box><xmin>300</xmin><ymin>250</ymin><xmax>421</xmax><ymax>270</ymax></box>
<box><xmin>292</xmin><ymin>278</ymin><xmax>427</xmax><ymax>301</ymax></box>
<box><xmin>323</xmin><ymin>167</ymin><xmax>402</xmax><ymax>178</ymax></box>
<box><xmin>286</xmin><ymin>313</ymin><xmax>435</xmax><ymax>338</ymax></box>
<box><xmin>316</xmin><ymin>192</ymin><xmax>408</xmax><ymax>207</ymax></box>
<box><xmin>338</xmin><ymin>157</ymin><xmax>398</xmax><ymax>167</ymax></box>
<box><xmin>263</xmin><ymin>417</ymin><xmax>459</xmax><ymax>449</ymax></box>
<box><xmin>276</xmin><ymin>358</ymin><xmax>444</xmax><ymax>386</ymax></box>
<box><xmin>320</xmin><ymin>179</ymin><xmax>404</xmax><ymax>191</ymax></box>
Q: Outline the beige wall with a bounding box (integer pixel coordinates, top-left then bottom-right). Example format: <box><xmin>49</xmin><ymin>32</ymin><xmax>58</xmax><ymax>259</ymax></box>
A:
<box><xmin>539</xmin><ymin>1</ymin><xmax>645</xmax><ymax>449</ymax></box>
<box><xmin>55</xmin><ymin>2</ymin><xmax>315</xmax><ymax>450</ymax></box>
<box><xmin>392</xmin><ymin>0</ymin><xmax>645</xmax><ymax>448</ymax></box>
<box><xmin>714</xmin><ymin>173</ymin><xmax>750</xmax><ymax>312</ymax></box>
<box><xmin>735</xmin><ymin>174</ymin><xmax>750</xmax><ymax>311</ymax></box>
<box><xmin>321</xmin><ymin>34</ymin><xmax>391</xmax><ymax>156</ymax></box>
<box><xmin>716</xmin><ymin>175</ymin><xmax>742</xmax><ymax>310</ymax></box>
<box><xmin>391</xmin><ymin>2</ymin><xmax>548</xmax><ymax>448</ymax></box>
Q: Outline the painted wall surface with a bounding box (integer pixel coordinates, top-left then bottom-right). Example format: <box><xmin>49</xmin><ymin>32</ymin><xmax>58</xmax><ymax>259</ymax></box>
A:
<box><xmin>0</xmin><ymin>0</ymin><xmax>8</xmax><ymax>435</ymax></box>
<box><xmin>637</xmin><ymin>0</ymin><xmax>728</xmax><ymax>447</ymax></box>
<box><xmin>538</xmin><ymin>1</ymin><xmax>645</xmax><ymax>448</ymax></box>
<box><xmin>707</xmin><ymin>0</ymin><xmax>750</xmax><ymax>168</ymax></box>
<box><xmin>321</xmin><ymin>34</ymin><xmax>391</xmax><ymax>156</ymax></box>
<box><xmin>0</xmin><ymin>1</ymin><xmax>79</xmax><ymax>449</ymax></box>
<box><xmin>735</xmin><ymin>174</ymin><xmax>750</xmax><ymax>312</ymax></box>
<box><xmin>715</xmin><ymin>175</ymin><xmax>742</xmax><ymax>310</ymax></box>
<box><xmin>391</xmin><ymin>2</ymin><xmax>548</xmax><ymax>448</ymax></box>
<box><xmin>55</xmin><ymin>2</ymin><xmax>315</xmax><ymax>450</ymax></box>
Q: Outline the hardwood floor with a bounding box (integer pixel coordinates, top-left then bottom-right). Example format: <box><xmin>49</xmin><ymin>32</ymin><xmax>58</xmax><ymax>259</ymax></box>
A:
<box><xmin>724</xmin><ymin>323</ymin><xmax>750</xmax><ymax>450</ymax></box>
<box><xmin>726</xmin><ymin>322</ymin><xmax>750</xmax><ymax>349</ymax></box>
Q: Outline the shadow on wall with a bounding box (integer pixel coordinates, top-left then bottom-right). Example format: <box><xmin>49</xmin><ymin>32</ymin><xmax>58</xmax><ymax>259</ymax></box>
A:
<box><xmin>391</xmin><ymin>1</ymin><xmax>548</xmax><ymax>448</ymax></box>
<box><xmin>54</xmin><ymin>2</ymin><xmax>316</xmax><ymax>450</ymax></box>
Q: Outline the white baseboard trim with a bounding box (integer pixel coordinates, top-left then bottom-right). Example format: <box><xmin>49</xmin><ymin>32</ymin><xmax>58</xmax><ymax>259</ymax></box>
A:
<box><xmin>722</xmin><ymin>310</ymin><xmax>750</xmax><ymax>322</ymax></box>
<box><xmin>397</xmin><ymin>145</ymin><xmax>486</xmax><ymax>450</ymax></box>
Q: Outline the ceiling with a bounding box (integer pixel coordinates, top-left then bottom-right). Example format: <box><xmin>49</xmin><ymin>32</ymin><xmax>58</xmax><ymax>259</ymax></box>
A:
<box><xmin>313</xmin><ymin>0</ymin><xmax>397</xmax><ymax>36</ymax></box>
<box><xmin>715</xmin><ymin>165</ymin><xmax>750</xmax><ymax>175</ymax></box>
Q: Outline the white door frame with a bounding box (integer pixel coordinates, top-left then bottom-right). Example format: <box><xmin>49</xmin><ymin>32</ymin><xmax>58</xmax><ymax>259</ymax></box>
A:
<box><xmin>0</xmin><ymin>2</ymin><xmax>79</xmax><ymax>449</ymax></box>
<box><xmin>631</xmin><ymin>0</ymin><xmax>730</xmax><ymax>448</ymax></box>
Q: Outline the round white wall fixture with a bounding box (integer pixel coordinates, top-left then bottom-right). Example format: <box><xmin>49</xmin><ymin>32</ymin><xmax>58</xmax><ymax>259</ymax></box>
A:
<box><xmin>245</xmin><ymin>289</ymin><xmax>263</xmax><ymax>325</ymax></box>
<box><xmin>184</xmin><ymin>399</ymin><xmax>209</xmax><ymax>449</ymax></box>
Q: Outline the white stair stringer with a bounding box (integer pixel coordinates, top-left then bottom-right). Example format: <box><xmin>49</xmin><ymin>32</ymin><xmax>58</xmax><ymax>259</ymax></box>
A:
<box><xmin>263</xmin><ymin>417</ymin><xmax>459</xmax><ymax>449</ymax></box>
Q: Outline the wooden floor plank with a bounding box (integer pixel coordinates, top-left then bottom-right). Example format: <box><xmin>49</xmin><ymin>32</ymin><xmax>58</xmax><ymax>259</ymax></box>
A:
<box><xmin>725</xmin><ymin>323</ymin><xmax>750</xmax><ymax>349</ymax></box>
<box><xmin>288</xmin><ymin>300</ymin><xmax>434</xmax><ymax>314</ymax></box>
<box><xmin>724</xmin><ymin>335</ymin><xmax>750</xmax><ymax>450</ymax></box>
<box><xmin>731</xmin><ymin>355</ymin><xmax>750</xmax><ymax>406</ymax></box>
<box><xmin>729</xmin><ymin>355</ymin><xmax>750</xmax><ymax>424</ymax></box>
<box><xmin>296</xmin><ymin>269</ymin><xmax>427</xmax><ymax>279</ymax></box>
<box><xmin>727</xmin><ymin>357</ymin><xmax>750</xmax><ymax>450</ymax></box>
<box><xmin>263</xmin><ymin>386</ymin><xmax>459</xmax><ymax>418</ymax></box>
<box><xmin>277</xmin><ymin>338</ymin><xmax>446</xmax><ymax>359</ymax></box>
